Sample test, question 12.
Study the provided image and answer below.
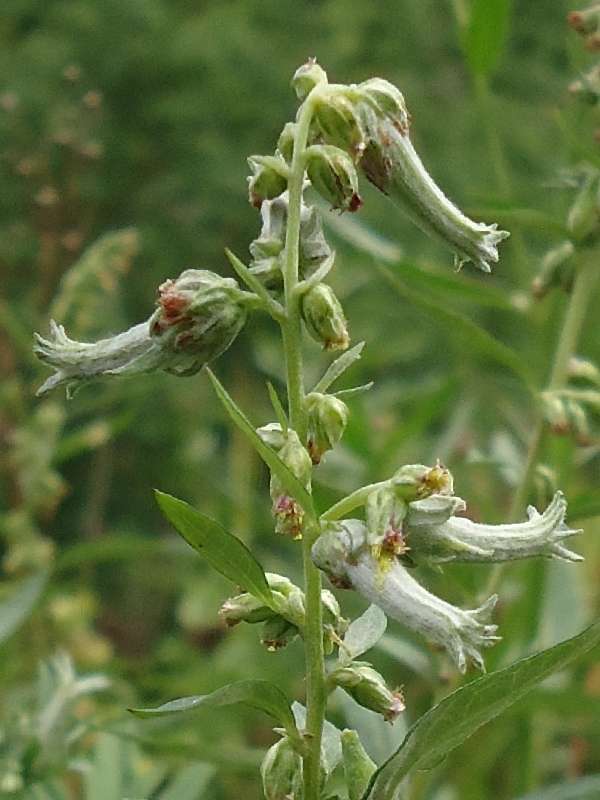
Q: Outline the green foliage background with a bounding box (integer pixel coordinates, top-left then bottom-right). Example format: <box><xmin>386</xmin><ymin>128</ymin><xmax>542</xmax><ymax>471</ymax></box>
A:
<box><xmin>1</xmin><ymin>0</ymin><xmax>600</xmax><ymax>798</ymax></box>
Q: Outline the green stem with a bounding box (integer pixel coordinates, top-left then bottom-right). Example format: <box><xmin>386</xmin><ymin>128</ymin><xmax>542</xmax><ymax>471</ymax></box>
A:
<box><xmin>281</xmin><ymin>91</ymin><xmax>326</xmax><ymax>800</ymax></box>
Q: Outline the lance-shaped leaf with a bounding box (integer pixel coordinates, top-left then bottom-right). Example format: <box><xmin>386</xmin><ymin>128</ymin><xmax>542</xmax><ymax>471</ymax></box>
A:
<box><xmin>0</xmin><ymin>570</ymin><xmax>49</xmax><ymax>646</ymax></box>
<box><xmin>130</xmin><ymin>679</ymin><xmax>301</xmax><ymax>749</ymax></box>
<box><xmin>155</xmin><ymin>491</ymin><xmax>272</xmax><ymax>606</ymax></box>
<box><xmin>338</xmin><ymin>605</ymin><xmax>387</xmax><ymax>665</ymax></box>
<box><xmin>207</xmin><ymin>369</ymin><xmax>317</xmax><ymax>526</ymax></box>
<box><xmin>363</xmin><ymin>618</ymin><xmax>600</xmax><ymax>800</ymax></box>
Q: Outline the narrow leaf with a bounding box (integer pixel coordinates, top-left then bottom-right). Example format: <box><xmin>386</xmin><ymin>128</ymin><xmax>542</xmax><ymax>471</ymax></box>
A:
<box><xmin>338</xmin><ymin>605</ymin><xmax>387</xmax><ymax>664</ymax></box>
<box><xmin>267</xmin><ymin>382</ymin><xmax>289</xmax><ymax>431</ymax></box>
<box><xmin>0</xmin><ymin>570</ymin><xmax>48</xmax><ymax>646</ymax></box>
<box><xmin>159</xmin><ymin>764</ymin><xmax>216</xmax><ymax>800</ymax></box>
<box><xmin>313</xmin><ymin>342</ymin><xmax>366</xmax><ymax>394</ymax></box>
<box><xmin>460</xmin><ymin>0</ymin><xmax>514</xmax><ymax>79</ymax></box>
<box><xmin>364</xmin><ymin>619</ymin><xmax>600</xmax><ymax>800</ymax></box>
<box><xmin>207</xmin><ymin>369</ymin><xmax>317</xmax><ymax>525</ymax></box>
<box><xmin>155</xmin><ymin>491</ymin><xmax>272</xmax><ymax>606</ymax></box>
<box><xmin>130</xmin><ymin>679</ymin><xmax>300</xmax><ymax>746</ymax></box>
<box><xmin>379</xmin><ymin>264</ymin><xmax>532</xmax><ymax>391</ymax></box>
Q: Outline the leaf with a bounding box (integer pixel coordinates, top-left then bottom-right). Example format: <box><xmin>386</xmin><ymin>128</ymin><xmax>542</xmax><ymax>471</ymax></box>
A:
<box><xmin>292</xmin><ymin>701</ymin><xmax>342</xmax><ymax>775</ymax></box>
<box><xmin>460</xmin><ymin>0</ymin><xmax>514</xmax><ymax>79</ymax></box>
<box><xmin>159</xmin><ymin>764</ymin><xmax>216</xmax><ymax>800</ymax></box>
<box><xmin>508</xmin><ymin>774</ymin><xmax>600</xmax><ymax>800</ymax></box>
<box><xmin>313</xmin><ymin>342</ymin><xmax>366</xmax><ymax>394</ymax></box>
<box><xmin>130</xmin><ymin>679</ymin><xmax>301</xmax><ymax>747</ymax></box>
<box><xmin>206</xmin><ymin>369</ymin><xmax>317</xmax><ymax>525</ymax></box>
<box><xmin>155</xmin><ymin>491</ymin><xmax>273</xmax><ymax>606</ymax></box>
<box><xmin>364</xmin><ymin>619</ymin><xmax>600</xmax><ymax>800</ymax></box>
<box><xmin>338</xmin><ymin>605</ymin><xmax>387</xmax><ymax>664</ymax></box>
<box><xmin>0</xmin><ymin>570</ymin><xmax>48</xmax><ymax>646</ymax></box>
<box><xmin>378</xmin><ymin>263</ymin><xmax>532</xmax><ymax>391</ymax></box>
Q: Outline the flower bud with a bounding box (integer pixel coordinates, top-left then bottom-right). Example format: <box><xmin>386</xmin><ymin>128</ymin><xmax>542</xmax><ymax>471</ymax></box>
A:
<box><xmin>247</xmin><ymin>154</ymin><xmax>289</xmax><ymax>209</ymax></box>
<box><xmin>568</xmin><ymin>64</ymin><xmax>600</xmax><ymax>105</ymax></box>
<box><xmin>261</xmin><ymin>736</ymin><xmax>302</xmax><ymax>800</ymax></box>
<box><xmin>301</xmin><ymin>283</ymin><xmax>349</xmax><ymax>351</ymax></box>
<box><xmin>312</xmin><ymin>90</ymin><xmax>366</xmax><ymax>155</ymax></box>
<box><xmin>356</xmin><ymin>77</ymin><xmax>410</xmax><ymax>131</ymax></box>
<box><xmin>305</xmin><ymin>145</ymin><xmax>362</xmax><ymax>212</ymax></box>
<box><xmin>364</xmin><ymin>487</ymin><xmax>408</xmax><ymax>567</ymax></box>
<box><xmin>269</xmin><ymin>430</ymin><xmax>312</xmax><ymax>537</ymax></box>
<box><xmin>219</xmin><ymin>594</ymin><xmax>277</xmax><ymax>627</ymax></box>
<box><xmin>305</xmin><ymin>392</ymin><xmax>349</xmax><ymax>464</ymax></box>
<box><xmin>261</xmin><ymin>615</ymin><xmax>300</xmax><ymax>650</ymax></box>
<box><xmin>291</xmin><ymin>58</ymin><xmax>329</xmax><ymax>101</ymax></box>
<box><xmin>354</xmin><ymin>93</ymin><xmax>508</xmax><ymax>272</ymax></box>
<box><xmin>341</xmin><ymin>729</ymin><xmax>376</xmax><ymax>800</ymax></box>
<box><xmin>332</xmin><ymin>662</ymin><xmax>405</xmax><ymax>723</ymax></box>
<box><xmin>567</xmin><ymin>6</ymin><xmax>600</xmax><ymax>35</ymax></box>
<box><xmin>531</xmin><ymin>241</ymin><xmax>575</xmax><ymax>299</ymax></box>
<box><xmin>567</xmin><ymin>169</ymin><xmax>600</xmax><ymax>243</ymax></box>
<box><xmin>391</xmin><ymin>462</ymin><xmax>453</xmax><ymax>502</ymax></box>
<box><xmin>277</xmin><ymin>122</ymin><xmax>297</xmax><ymax>162</ymax></box>
<box><xmin>34</xmin><ymin>270</ymin><xmax>250</xmax><ymax>397</ymax></box>
<box><xmin>257</xmin><ymin>422</ymin><xmax>287</xmax><ymax>451</ymax></box>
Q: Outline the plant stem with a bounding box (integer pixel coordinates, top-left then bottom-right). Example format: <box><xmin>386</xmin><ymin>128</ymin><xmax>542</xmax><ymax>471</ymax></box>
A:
<box><xmin>282</xmin><ymin>91</ymin><xmax>326</xmax><ymax>800</ymax></box>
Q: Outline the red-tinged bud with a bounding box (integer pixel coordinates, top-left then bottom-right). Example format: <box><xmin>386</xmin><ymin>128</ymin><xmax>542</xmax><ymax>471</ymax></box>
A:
<box><xmin>301</xmin><ymin>283</ymin><xmax>349</xmax><ymax>351</ymax></box>
<box><xmin>305</xmin><ymin>391</ymin><xmax>349</xmax><ymax>464</ymax></box>
<box><xmin>332</xmin><ymin>662</ymin><xmax>405</xmax><ymax>723</ymax></box>
<box><xmin>305</xmin><ymin>145</ymin><xmax>361</xmax><ymax>212</ymax></box>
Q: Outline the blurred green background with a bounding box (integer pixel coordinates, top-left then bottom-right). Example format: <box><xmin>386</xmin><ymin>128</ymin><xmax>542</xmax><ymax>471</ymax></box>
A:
<box><xmin>1</xmin><ymin>1</ymin><xmax>600</xmax><ymax>798</ymax></box>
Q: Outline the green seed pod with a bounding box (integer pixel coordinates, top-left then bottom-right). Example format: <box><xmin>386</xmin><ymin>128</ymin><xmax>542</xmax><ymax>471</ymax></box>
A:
<box><xmin>305</xmin><ymin>391</ymin><xmax>349</xmax><ymax>464</ymax></box>
<box><xmin>305</xmin><ymin>145</ymin><xmax>362</xmax><ymax>212</ymax></box>
<box><xmin>261</xmin><ymin>736</ymin><xmax>302</xmax><ymax>800</ymax></box>
<box><xmin>247</xmin><ymin>154</ymin><xmax>289</xmax><ymax>209</ymax></box>
<box><xmin>291</xmin><ymin>58</ymin><xmax>328</xmax><ymax>101</ymax></box>
<box><xmin>301</xmin><ymin>283</ymin><xmax>349</xmax><ymax>351</ymax></box>
<box><xmin>332</xmin><ymin>662</ymin><xmax>405</xmax><ymax>723</ymax></box>
<box><xmin>341</xmin><ymin>729</ymin><xmax>376</xmax><ymax>800</ymax></box>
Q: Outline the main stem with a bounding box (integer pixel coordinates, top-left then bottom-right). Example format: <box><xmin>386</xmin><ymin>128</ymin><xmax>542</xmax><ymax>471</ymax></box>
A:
<box><xmin>283</xmin><ymin>92</ymin><xmax>326</xmax><ymax>800</ymax></box>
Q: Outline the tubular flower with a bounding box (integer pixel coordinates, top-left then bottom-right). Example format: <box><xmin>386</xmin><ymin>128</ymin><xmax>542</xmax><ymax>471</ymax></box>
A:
<box><xmin>34</xmin><ymin>270</ymin><xmax>250</xmax><ymax>398</ymax></box>
<box><xmin>404</xmin><ymin>491</ymin><xmax>583</xmax><ymax>564</ymax></box>
<box><xmin>312</xmin><ymin>520</ymin><xmax>499</xmax><ymax>673</ymax></box>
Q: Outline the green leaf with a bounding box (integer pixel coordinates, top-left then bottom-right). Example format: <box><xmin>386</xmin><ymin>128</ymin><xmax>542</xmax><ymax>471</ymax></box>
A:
<box><xmin>206</xmin><ymin>369</ymin><xmax>317</xmax><ymax>525</ymax></box>
<box><xmin>378</xmin><ymin>263</ymin><xmax>532</xmax><ymax>391</ymax></box>
<box><xmin>508</xmin><ymin>775</ymin><xmax>600</xmax><ymax>800</ymax></box>
<box><xmin>159</xmin><ymin>764</ymin><xmax>216</xmax><ymax>800</ymax></box>
<box><xmin>155</xmin><ymin>491</ymin><xmax>273</xmax><ymax>606</ymax></box>
<box><xmin>364</xmin><ymin>619</ymin><xmax>600</xmax><ymax>800</ymax></box>
<box><xmin>130</xmin><ymin>679</ymin><xmax>301</xmax><ymax>747</ymax></box>
<box><xmin>460</xmin><ymin>0</ymin><xmax>514</xmax><ymax>79</ymax></box>
<box><xmin>0</xmin><ymin>570</ymin><xmax>48</xmax><ymax>646</ymax></box>
<box><xmin>338</xmin><ymin>605</ymin><xmax>387</xmax><ymax>665</ymax></box>
<box><xmin>313</xmin><ymin>342</ymin><xmax>366</xmax><ymax>394</ymax></box>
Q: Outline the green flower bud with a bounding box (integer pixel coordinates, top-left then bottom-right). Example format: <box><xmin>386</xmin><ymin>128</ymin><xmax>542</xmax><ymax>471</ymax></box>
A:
<box><xmin>355</xmin><ymin>94</ymin><xmax>508</xmax><ymax>272</ymax></box>
<box><xmin>261</xmin><ymin>615</ymin><xmax>300</xmax><ymax>650</ymax></box>
<box><xmin>391</xmin><ymin>462</ymin><xmax>453</xmax><ymax>502</ymax></box>
<box><xmin>261</xmin><ymin>736</ymin><xmax>302</xmax><ymax>800</ymax></box>
<box><xmin>355</xmin><ymin>77</ymin><xmax>410</xmax><ymax>131</ymax></box>
<box><xmin>257</xmin><ymin>422</ymin><xmax>287</xmax><ymax>451</ymax></box>
<box><xmin>567</xmin><ymin>169</ymin><xmax>600</xmax><ymax>244</ymax></box>
<box><xmin>35</xmin><ymin>270</ymin><xmax>250</xmax><ymax>398</ymax></box>
<box><xmin>301</xmin><ymin>283</ymin><xmax>349</xmax><ymax>351</ymax></box>
<box><xmin>277</xmin><ymin>122</ymin><xmax>297</xmax><ymax>162</ymax></box>
<box><xmin>405</xmin><ymin>491</ymin><xmax>583</xmax><ymax>564</ymax></box>
<box><xmin>305</xmin><ymin>145</ymin><xmax>362</xmax><ymax>213</ymax></box>
<box><xmin>305</xmin><ymin>391</ymin><xmax>349</xmax><ymax>464</ymax></box>
<box><xmin>312</xmin><ymin>519</ymin><xmax>499</xmax><ymax>673</ymax></box>
<box><xmin>531</xmin><ymin>241</ymin><xmax>575</xmax><ymax>299</ymax></box>
<box><xmin>313</xmin><ymin>90</ymin><xmax>366</xmax><ymax>155</ymax></box>
<box><xmin>247</xmin><ymin>154</ymin><xmax>289</xmax><ymax>209</ymax></box>
<box><xmin>332</xmin><ymin>662</ymin><xmax>405</xmax><ymax>723</ymax></box>
<box><xmin>270</xmin><ymin>431</ymin><xmax>312</xmax><ymax>537</ymax></box>
<box><xmin>341</xmin><ymin>729</ymin><xmax>376</xmax><ymax>800</ymax></box>
<box><xmin>291</xmin><ymin>58</ymin><xmax>329</xmax><ymax>101</ymax></box>
<box><xmin>219</xmin><ymin>594</ymin><xmax>277</xmax><ymax>627</ymax></box>
<box><xmin>365</xmin><ymin>486</ymin><xmax>408</xmax><ymax>559</ymax></box>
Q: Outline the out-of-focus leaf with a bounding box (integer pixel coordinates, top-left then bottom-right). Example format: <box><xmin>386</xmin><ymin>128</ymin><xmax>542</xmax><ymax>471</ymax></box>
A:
<box><xmin>159</xmin><ymin>763</ymin><xmax>216</xmax><ymax>800</ymax></box>
<box><xmin>292</xmin><ymin>701</ymin><xmax>342</xmax><ymax>775</ymax></box>
<box><xmin>459</xmin><ymin>0</ymin><xmax>514</xmax><ymax>79</ymax></box>
<box><xmin>364</xmin><ymin>619</ymin><xmax>600</xmax><ymax>800</ymax></box>
<box><xmin>338</xmin><ymin>605</ymin><xmax>387</xmax><ymax>664</ymax></box>
<box><xmin>130</xmin><ymin>679</ymin><xmax>301</xmax><ymax>747</ymax></box>
<box><xmin>0</xmin><ymin>570</ymin><xmax>48</xmax><ymax>646</ymax></box>
<box><xmin>83</xmin><ymin>733</ymin><xmax>123</xmax><ymax>800</ymax></box>
<box><xmin>207</xmin><ymin>369</ymin><xmax>317</xmax><ymax>525</ymax></box>
<box><xmin>379</xmin><ymin>263</ymin><xmax>532</xmax><ymax>390</ymax></box>
<box><xmin>155</xmin><ymin>491</ymin><xmax>273</xmax><ymax>606</ymax></box>
<box><xmin>566</xmin><ymin>492</ymin><xmax>600</xmax><ymax>523</ymax></box>
<box><xmin>49</xmin><ymin>229</ymin><xmax>139</xmax><ymax>339</ymax></box>
<box><xmin>508</xmin><ymin>774</ymin><xmax>600</xmax><ymax>800</ymax></box>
